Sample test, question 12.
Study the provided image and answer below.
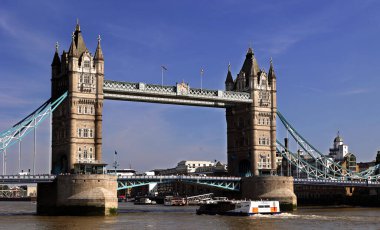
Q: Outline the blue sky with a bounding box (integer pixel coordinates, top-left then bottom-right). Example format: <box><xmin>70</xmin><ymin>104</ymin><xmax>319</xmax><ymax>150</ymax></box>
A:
<box><xmin>1</xmin><ymin>0</ymin><xmax>380</xmax><ymax>174</ymax></box>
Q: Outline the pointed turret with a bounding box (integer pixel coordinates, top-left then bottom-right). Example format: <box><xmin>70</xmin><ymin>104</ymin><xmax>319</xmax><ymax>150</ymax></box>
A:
<box><xmin>225</xmin><ymin>63</ymin><xmax>234</xmax><ymax>91</ymax></box>
<box><xmin>225</xmin><ymin>63</ymin><xmax>233</xmax><ymax>83</ymax></box>
<box><xmin>94</xmin><ymin>35</ymin><xmax>104</xmax><ymax>61</ymax></box>
<box><xmin>73</xmin><ymin>19</ymin><xmax>88</xmax><ymax>57</ymax></box>
<box><xmin>51</xmin><ymin>42</ymin><xmax>61</xmax><ymax>66</ymax></box>
<box><xmin>51</xmin><ymin>42</ymin><xmax>61</xmax><ymax>79</ymax></box>
<box><xmin>268</xmin><ymin>57</ymin><xmax>276</xmax><ymax>80</ymax></box>
<box><xmin>94</xmin><ymin>34</ymin><xmax>104</xmax><ymax>74</ymax></box>
<box><xmin>68</xmin><ymin>32</ymin><xmax>78</xmax><ymax>57</ymax></box>
<box><xmin>240</xmin><ymin>46</ymin><xmax>260</xmax><ymax>81</ymax></box>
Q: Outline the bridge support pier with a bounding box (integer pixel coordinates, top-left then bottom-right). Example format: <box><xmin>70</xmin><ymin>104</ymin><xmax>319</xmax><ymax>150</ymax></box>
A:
<box><xmin>37</xmin><ymin>174</ymin><xmax>117</xmax><ymax>216</ymax></box>
<box><xmin>241</xmin><ymin>176</ymin><xmax>297</xmax><ymax>211</ymax></box>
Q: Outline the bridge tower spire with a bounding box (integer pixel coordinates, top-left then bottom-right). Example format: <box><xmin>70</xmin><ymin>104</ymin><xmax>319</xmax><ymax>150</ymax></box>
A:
<box><xmin>225</xmin><ymin>62</ymin><xmax>234</xmax><ymax>91</ymax></box>
<box><xmin>51</xmin><ymin>22</ymin><xmax>104</xmax><ymax>174</ymax></box>
<box><xmin>51</xmin><ymin>42</ymin><xmax>61</xmax><ymax>76</ymax></box>
<box><xmin>226</xmin><ymin>47</ymin><xmax>277</xmax><ymax>177</ymax></box>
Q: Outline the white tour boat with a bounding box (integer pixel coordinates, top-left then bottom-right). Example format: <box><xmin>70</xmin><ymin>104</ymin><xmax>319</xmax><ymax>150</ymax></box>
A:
<box><xmin>196</xmin><ymin>200</ymin><xmax>280</xmax><ymax>216</ymax></box>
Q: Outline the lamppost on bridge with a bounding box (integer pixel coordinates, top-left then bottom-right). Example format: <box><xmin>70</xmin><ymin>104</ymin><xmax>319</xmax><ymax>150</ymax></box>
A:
<box><xmin>113</xmin><ymin>151</ymin><xmax>119</xmax><ymax>174</ymax></box>
<box><xmin>2</xmin><ymin>149</ymin><xmax>6</xmax><ymax>175</ymax></box>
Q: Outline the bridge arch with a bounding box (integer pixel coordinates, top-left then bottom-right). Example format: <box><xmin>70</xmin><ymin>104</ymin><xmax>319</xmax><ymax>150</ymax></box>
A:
<box><xmin>238</xmin><ymin>159</ymin><xmax>252</xmax><ymax>177</ymax></box>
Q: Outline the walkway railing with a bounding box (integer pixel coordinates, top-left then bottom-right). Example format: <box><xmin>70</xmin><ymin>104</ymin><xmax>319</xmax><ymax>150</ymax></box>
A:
<box><xmin>294</xmin><ymin>178</ymin><xmax>380</xmax><ymax>187</ymax></box>
<box><xmin>0</xmin><ymin>174</ymin><xmax>56</xmax><ymax>183</ymax></box>
<box><xmin>117</xmin><ymin>175</ymin><xmax>241</xmax><ymax>191</ymax></box>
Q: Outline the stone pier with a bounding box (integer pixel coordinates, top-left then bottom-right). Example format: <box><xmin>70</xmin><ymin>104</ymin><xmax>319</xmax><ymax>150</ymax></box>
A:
<box><xmin>241</xmin><ymin>176</ymin><xmax>297</xmax><ymax>211</ymax></box>
<box><xmin>37</xmin><ymin>174</ymin><xmax>117</xmax><ymax>216</ymax></box>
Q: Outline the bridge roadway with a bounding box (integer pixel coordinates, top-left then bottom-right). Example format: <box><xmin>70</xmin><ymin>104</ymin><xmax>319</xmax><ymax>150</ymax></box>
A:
<box><xmin>1</xmin><ymin>175</ymin><xmax>380</xmax><ymax>189</ymax></box>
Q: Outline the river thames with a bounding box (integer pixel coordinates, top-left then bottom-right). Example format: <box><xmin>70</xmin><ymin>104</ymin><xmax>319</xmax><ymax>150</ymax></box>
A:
<box><xmin>0</xmin><ymin>202</ymin><xmax>379</xmax><ymax>229</ymax></box>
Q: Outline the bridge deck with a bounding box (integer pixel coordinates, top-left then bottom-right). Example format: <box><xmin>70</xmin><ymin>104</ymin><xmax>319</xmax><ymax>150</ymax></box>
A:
<box><xmin>1</xmin><ymin>175</ymin><xmax>379</xmax><ymax>188</ymax></box>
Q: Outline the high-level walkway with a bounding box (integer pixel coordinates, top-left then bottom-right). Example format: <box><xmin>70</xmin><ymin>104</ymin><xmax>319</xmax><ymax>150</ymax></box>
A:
<box><xmin>103</xmin><ymin>80</ymin><xmax>252</xmax><ymax>108</ymax></box>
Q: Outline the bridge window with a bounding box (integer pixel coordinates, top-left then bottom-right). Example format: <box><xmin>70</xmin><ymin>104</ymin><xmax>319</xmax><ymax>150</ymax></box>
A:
<box><xmin>259</xmin><ymin>137</ymin><xmax>270</xmax><ymax>145</ymax></box>
<box><xmin>84</xmin><ymin>75</ymin><xmax>90</xmax><ymax>84</ymax></box>
<box><xmin>84</xmin><ymin>129</ymin><xmax>88</xmax><ymax>138</ymax></box>
<box><xmin>259</xmin><ymin>138</ymin><xmax>264</xmax><ymax>145</ymax></box>
<box><xmin>89</xmin><ymin>129</ymin><xmax>93</xmax><ymax>138</ymax></box>
<box><xmin>90</xmin><ymin>107</ymin><xmax>94</xmax><ymax>114</ymax></box>
<box><xmin>78</xmin><ymin>106</ymin><xmax>82</xmax><ymax>114</ymax></box>
<box><xmin>84</xmin><ymin>106</ymin><xmax>88</xmax><ymax>114</ymax></box>
<box><xmin>78</xmin><ymin>129</ymin><xmax>82</xmax><ymax>137</ymax></box>
<box><xmin>84</xmin><ymin>60</ymin><xmax>90</xmax><ymax>68</ymax></box>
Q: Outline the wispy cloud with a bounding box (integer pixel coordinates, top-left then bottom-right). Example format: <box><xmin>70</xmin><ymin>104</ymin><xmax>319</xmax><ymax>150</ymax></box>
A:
<box><xmin>293</xmin><ymin>84</ymin><xmax>325</xmax><ymax>94</ymax></box>
<box><xmin>0</xmin><ymin>13</ymin><xmax>51</xmax><ymax>50</ymax></box>
<box><xmin>252</xmin><ymin>2</ymin><xmax>374</xmax><ymax>56</ymax></box>
<box><xmin>0</xmin><ymin>11</ymin><xmax>55</xmax><ymax>67</ymax></box>
<box><xmin>338</xmin><ymin>88</ymin><xmax>371</xmax><ymax>96</ymax></box>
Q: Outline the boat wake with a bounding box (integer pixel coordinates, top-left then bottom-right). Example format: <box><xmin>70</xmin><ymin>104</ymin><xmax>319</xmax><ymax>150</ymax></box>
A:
<box><xmin>248</xmin><ymin>212</ymin><xmax>374</xmax><ymax>222</ymax></box>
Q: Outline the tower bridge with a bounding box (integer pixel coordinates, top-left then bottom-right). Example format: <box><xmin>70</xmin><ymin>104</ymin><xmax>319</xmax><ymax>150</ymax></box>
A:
<box><xmin>48</xmin><ymin>22</ymin><xmax>278</xmax><ymax>178</ymax></box>
<box><xmin>1</xmin><ymin>22</ymin><xmax>380</xmax><ymax>215</ymax></box>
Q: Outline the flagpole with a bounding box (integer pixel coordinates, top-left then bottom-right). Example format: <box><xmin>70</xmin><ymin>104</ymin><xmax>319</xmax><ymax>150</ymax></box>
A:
<box><xmin>200</xmin><ymin>67</ymin><xmax>204</xmax><ymax>91</ymax></box>
<box><xmin>161</xmin><ymin>67</ymin><xmax>164</xmax><ymax>86</ymax></box>
<box><xmin>161</xmin><ymin>65</ymin><xmax>167</xmax><ymax>86</ymax></box>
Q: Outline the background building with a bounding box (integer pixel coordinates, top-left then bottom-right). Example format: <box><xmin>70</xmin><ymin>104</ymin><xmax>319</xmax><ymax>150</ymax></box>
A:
<box><xmin>157</xmin><ymin>160</ymin><xmax>227</xmax><ymax>176</ymax></box>
<box><xmin>329</xmin><ymin>132</ymin><xmax>349</xmax><ymax>161</ymax></box>
<box><xmin>328</xmin><ymin>133</ymin><xmax>358</xmax><ymax>173</ymax></box>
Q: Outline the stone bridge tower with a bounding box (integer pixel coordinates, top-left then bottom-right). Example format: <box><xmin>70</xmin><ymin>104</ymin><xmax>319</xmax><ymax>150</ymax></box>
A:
<box><xmin>226</xmin><ymin>48</ymin><xmax>277</xmax><ymax>177</ymax></box>
<box><xmin>50</xmin><ymin>22</ymin><xmax>104</xmax><ymax>174</ymax></box>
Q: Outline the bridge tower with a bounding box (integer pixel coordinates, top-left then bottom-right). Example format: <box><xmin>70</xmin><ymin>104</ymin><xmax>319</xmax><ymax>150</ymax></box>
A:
<box><xmin>226</xmin><ymin>48</ymin><xmax>296</xmax><ymax>210</ymax></box>
<box><xmin>51</xmin><ymin>22</ymin><xmax>104</xmax><ymax>174</ymax></box>
<box><xmin>226</xmin><ymin>47</ymin><xmax>277</xmax><ymax>177</ymax></box>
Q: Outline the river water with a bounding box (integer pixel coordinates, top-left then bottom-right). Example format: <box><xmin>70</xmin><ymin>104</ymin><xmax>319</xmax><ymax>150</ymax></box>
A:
<box><xmin>0</xmin><ymin>202</ymin><xmax>379</xmax><ymax>230</ymax></box>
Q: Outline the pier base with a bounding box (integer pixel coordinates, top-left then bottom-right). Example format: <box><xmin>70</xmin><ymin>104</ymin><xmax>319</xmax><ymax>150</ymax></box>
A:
<box><xmin>37</xmin><ymin>174</ymin><xmax>117</xmax><ymax>216</ymax></box>
<box><xmin>241</xmin><ymin>176</ymin><xmax>297</xmax><ymax>211</ymax></box>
